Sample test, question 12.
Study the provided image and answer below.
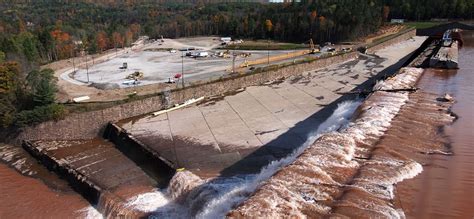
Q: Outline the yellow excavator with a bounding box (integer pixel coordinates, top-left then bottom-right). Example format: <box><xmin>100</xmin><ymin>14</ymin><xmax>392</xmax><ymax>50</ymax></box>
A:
<box><xmin>309</xmin><ymin>38</ymin><xmax>320</xmax><ymax>54</ymax></box>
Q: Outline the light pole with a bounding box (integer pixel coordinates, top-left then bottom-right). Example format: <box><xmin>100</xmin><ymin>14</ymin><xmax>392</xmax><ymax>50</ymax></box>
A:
<box><xmin>85</xmin><ymin>52</ymin><xmax>89</xmax><ymax>83</ymax></box>
<box><xmin>232</xmin><ymin>51</ymin><xmax>237</xmax><ymax>73</ymax></box>
<box><xmin>71</xmin><ymin>49</ymin><xmax>76</xmax><ymax>73</ymax></box>
<box><xmin>181</xmin><ymin>51</ymin><xmax>185</xmax><ymax>88</ymax></box>
<box><xmin>267</xmin><ymin>39</ymin><xmax>270</xmax><ymax>65</ymax></box>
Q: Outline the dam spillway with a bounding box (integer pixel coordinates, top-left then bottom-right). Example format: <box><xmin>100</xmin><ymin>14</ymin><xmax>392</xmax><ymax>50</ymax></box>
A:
<box><xmin>115</xmin><ymin>37</ymin><xmax>426</xmax><ymax>179</ymax></box>
<box><xmin>2</xmin><ymin>35</ymin><xmax>426</xmax><ymax>217</ymax></box>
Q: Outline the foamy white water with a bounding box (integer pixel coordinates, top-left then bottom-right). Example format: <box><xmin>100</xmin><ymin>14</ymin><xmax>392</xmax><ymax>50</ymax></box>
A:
<box><xmin>78</xmin><ymin>206</ymin><xmax>103</xmax><ymax>219</ymax></box>
<box><xmin>122</xmin><ymin>100</ymin><xmax>362</xmax><ymax>218</ymax></box>
<box><xmin>228</xmin><ymin>67</ymin><xmax>426</xmax><ymax>218</ymax></box>
<box><xmin>122</xmin><ymin>68</ymin><xmax>426</xmax><ymax>218</ymax></box>
<box><xmin>195</xmin><ymin>100</ymin><xmax>362</xmax><ymax>219</ymax></box>
<box><xmin>125</xmin><ymin>189</ymin><xmax>170</xmax><ymax>212</ymax></box>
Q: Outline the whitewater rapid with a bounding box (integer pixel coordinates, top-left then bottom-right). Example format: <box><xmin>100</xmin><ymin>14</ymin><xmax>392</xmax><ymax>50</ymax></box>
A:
<box><xmin>91</xmin><ymin>67</ymin><xmax>425</xmax><ymax>219</ymax></box>
<box><xmin>116</xmin><ymin>99</ymin><xmax>362</xmax><ymax>218</ymax></box>
<box><xmin>229</xmin><ymin>67</ymin><xmax>425</xmax><ymax>218</ymax></box>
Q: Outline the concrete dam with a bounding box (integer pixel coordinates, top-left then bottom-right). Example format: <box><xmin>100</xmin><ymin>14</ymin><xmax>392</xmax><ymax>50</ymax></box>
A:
<box><xmin>4</xmin><ymin>32</ymin><xmax>428</xmax><ymax>217</ymax></box>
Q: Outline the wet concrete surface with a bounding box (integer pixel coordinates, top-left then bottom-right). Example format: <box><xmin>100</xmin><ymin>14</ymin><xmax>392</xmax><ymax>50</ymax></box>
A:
<box><xmin>25</xmin><ymin>139</ymin><xmax>158</xmax><ymax>217</ymax></box>
<box><xmin>0</xmin><ymin>37</ymin><xmax>426</xmax><ymax>217</ymax></box>
<box><xmin>117</xmin><ymin>37</ymin><xmax>426</xmax><ymax>178</ymax></box>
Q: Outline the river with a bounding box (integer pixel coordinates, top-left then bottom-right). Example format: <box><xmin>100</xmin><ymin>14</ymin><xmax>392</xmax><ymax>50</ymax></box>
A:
<box><xmin>0</xmin><ymin>163</ymin><xmax>94</xmax><ymax>218</ymax></box>
<box><xmin>1</xmin><ymin>32</ymin><xmax>473</xmax><ymax>218</ymax></box>
<box><xmin>394</xmin><ymin>31</ymin><xmax>474</xmax><ymax>218</ymax></box>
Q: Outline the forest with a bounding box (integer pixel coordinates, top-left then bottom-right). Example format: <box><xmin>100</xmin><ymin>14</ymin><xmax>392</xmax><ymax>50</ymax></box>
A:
<box><xmin>1</xmin><ymin>0</ymin><xmax>473</xmax><ymax>64</ymax></box>
<box><xmin>1</xmin><ymin>0</ymin><xmax>473</xmax><ymax>128</ymax></box>
<box><xmin>0</xmin><ymin>0</ymin><xmax>384</xmax><ymax>64</ymax></box>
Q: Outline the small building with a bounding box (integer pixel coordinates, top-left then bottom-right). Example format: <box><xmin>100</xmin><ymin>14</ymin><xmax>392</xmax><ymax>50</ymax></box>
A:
<box><xmin>220</xmin><ymin>37</ymin><xmax>232</xmax><ymax>43</ymax></box>
<box><xmin>391</xmin><ymin>19</ymin><xmax>405</xmax><ymax>24</ymax></box>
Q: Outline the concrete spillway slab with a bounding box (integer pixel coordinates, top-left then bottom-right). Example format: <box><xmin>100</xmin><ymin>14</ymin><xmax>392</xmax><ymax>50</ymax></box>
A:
<box><xmin>23</xmin><ymin>139</ymin><xmax>158</xmax><ymax>217</ymax></box>
<box><xmin>198</xmin><ymin>100</ymin><xmax>262</xmax><ymax>151</ymax></box>
<box><xmin>117</xmin><ymin>36</ymin><xmax>427</xmax><ymax>178</ymax></box>
<box><xmin>269</xmin><ymin>82</ymin><xmax>323</xmax><ymax>115</ymax></box>
<box><xmin>245</xmin><ymin>86</ymin><xmax>309</xmax><ymax>128</ymax></box>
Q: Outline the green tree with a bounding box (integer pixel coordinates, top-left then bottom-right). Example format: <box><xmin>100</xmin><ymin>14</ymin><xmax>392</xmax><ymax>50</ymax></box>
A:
<box><xmin>18</xmin><ymin>32</ymin><xmax>40</xmax><ymax>62</ymax></box>
<box><xmin>0</xmin><ymin>62</ymin><xmax>20</xmax><ymax>128</ymax></box>
<box><xmin>26</xmin><ymin>68</ymin><xmax>57</xmax><ymax>105</ymax></box>
<box><xmin>0</xmin><ymin>51</ymin><xmax>5</xmax><ymax>63</ymax></box>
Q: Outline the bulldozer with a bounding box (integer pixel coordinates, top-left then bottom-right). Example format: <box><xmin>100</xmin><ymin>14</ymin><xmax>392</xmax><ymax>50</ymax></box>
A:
<box><xmin>126</xmin><ymin>71</ymin><xmax>144</xmax><ymax>80</ymax></box>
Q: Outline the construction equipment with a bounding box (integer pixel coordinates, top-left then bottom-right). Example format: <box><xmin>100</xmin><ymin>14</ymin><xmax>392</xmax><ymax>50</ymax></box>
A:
<box><xmin>126</xmin><ymin>71</ymin><xmax>144</xmax><ymax>80</ymax></box>
<box><xmin>119</xmin><ymin>62</ymin><xmax>128</xmax><ymax>70</ymax></box>
<box><xmin>309</xmin><ymin>39</ymin><xmax>320</xmax><ymax>54</ymax></box>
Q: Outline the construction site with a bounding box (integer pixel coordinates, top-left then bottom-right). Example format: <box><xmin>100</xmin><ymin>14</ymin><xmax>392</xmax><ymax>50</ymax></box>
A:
<box><xmin>50</xmin><ymin>36</ymin><xmax>353</xmax><ymax>102</ymax></box>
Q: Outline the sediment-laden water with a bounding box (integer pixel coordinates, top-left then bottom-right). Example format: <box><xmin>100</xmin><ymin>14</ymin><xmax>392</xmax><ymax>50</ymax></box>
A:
<box><xmin>0</xmin><ymin>163</ymin><xmax>100</xmax><ymax>218</ymax></box>
<box><xmin>121</xmin><ymin>100</ymin><xmax>362</xmax><ymax>218</ymax></box>
<box><xmin>394</xmin><ymin>31</ymin><xmax>474</xmax><ymax>218</ymax></box>
<box><xmin>0</xmin><ymin>33</ymin><xmax>473</xmax><ymax>218</ymax></box>
<box><xmin>229</xmin><ymin>67</ymin><xmax>427</xmax><ymax>218</ymax></box>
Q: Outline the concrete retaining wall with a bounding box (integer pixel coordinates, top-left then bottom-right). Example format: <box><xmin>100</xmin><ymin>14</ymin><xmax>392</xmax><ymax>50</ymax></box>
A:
<box><xmin>367</xmin><ymin>28</ymin><xmax>416</xmax><ymax>53</ymax></box>
<box><xmin>15</xmin><ymin>29</ymin><xmax>416</xmax><ymax>143</ymax></box>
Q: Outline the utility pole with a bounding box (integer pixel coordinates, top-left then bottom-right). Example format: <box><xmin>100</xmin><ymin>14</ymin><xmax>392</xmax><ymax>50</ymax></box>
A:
<box><xmin>85</xmin><ymin>52</ymin><xmax>89</xmax><ymax>83</ymax></box>
<box><xmin>267</xmin><ymin>39</ymin><xmax>270</xmax><ymax>65</ymax></box>
<box><xmin>232</xmin><ymin>51</ymin><xmax>237</xmax><ymax>73</ymax></box>
<box><xmin>181</xmin><ymin>51</ymin><xmax>185</xmax><ymax>88</ymax></box>
<box><xmin>72</xmin><ymin>49</ymin><xmax>76</xmax><ymax>73</ymax></box>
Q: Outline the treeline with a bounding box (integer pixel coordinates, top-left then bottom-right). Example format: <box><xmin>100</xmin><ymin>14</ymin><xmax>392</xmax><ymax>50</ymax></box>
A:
<box><xmin>0</xmin><ymin>0</ymin><xmax>385</xmax><ymax>65</ymax></box>
<box><xmin>386</xmin><ymin>0</ymin><xmax>474</xmax><ymax>20</ymax></box>
<box><xmin>1</xmin><ymin>0</ymin><xmax>473</xmax><ymax>65</ymax></box>
<box><xmin>1</xmin><ymin>0</ymin><xmax>473</xmax><ymax>129</ymax></box>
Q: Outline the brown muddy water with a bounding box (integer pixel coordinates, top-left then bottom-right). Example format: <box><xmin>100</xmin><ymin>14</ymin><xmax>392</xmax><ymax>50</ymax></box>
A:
<box><xmin>0</xmin><ymin>163</ymin><xmax>91</xmax><ymax>218</ymax></box>
<box><xmin>394</xmin><ymin>31</ymin><xmax>474</xmax><ymax>219</ymax></box>
<box><xmin>1</xmin><ymin>33</ymin><xmax>473</xmax><ymax>218</ymax></box>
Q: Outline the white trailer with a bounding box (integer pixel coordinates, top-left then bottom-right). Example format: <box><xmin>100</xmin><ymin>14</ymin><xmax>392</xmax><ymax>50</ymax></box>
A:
<box><xmin>195</xmin><ymin>52</ymin><xmax>209</xmax><ymax>57</ymax></box>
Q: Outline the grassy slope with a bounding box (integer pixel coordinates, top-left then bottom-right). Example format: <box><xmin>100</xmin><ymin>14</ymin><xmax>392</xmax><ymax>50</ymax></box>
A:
<box><xmin>405</xmin><ymin>21</ymin><xmax>446</xmax><ymax>29</ymax></box>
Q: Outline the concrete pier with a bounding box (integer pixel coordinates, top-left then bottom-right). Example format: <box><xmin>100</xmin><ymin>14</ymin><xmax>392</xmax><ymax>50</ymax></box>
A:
<box><xmin>429</xmin><ymin>40</ymin><xmax>459</xmax><ymax>69</ymax></box>
<box><xmin>117</xmin><ymin>37</ymin><xmax>427</xmax><ymax>178</ymax></box>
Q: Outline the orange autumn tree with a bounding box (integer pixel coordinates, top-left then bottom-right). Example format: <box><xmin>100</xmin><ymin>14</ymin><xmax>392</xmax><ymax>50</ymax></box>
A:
<box><xmin>112</xmin><ymin>32</ymin><xmax>124</xmax><ymax>49</ymax></box>
<box><xmin>125</xmin><ymin>30</ymin><xmax>133</xmax><ymax>46</ymax></box>
<box><xmin>129</xmin><ymin>23</ymin><xmax>141</xmax><ymax>38</ymax></box>
<box><xmin>265</xmin><ymin>19</ymin><xmax>273</xmax><ymax>32</ymax></box>
<box><xmin>50</xmin><ymin>29</ymin><xmax>74</xmax><ymax>59</ymax></box>
<box><xmin>383</xmin><ymin>6</ymin><xmax>390</xmax><ymax>23</ymax></box>
<box><xmin>96</xmin><ymin>31</ymin><xmax>108</xmax><ymax>52</ymax></box>
<box><xmin>265</xmin><ymin>19</ymin><xmax>273</xmax><ymax>38</ymax></box>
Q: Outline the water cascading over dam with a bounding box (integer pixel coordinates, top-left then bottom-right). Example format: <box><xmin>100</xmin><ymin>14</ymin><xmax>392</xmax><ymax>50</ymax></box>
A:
<box><xmin>1</xmin><ymin>33</ymin><xmax>429</xmax><ymax>217</ymax></box>
<box><xmin>228</xmin><ymin>67</ymin><xmax>426</xmax><ymax>218</ymax></box>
